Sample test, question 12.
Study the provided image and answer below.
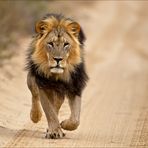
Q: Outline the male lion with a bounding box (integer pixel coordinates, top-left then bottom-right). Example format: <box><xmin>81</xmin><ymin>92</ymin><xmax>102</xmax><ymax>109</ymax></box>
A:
<box><xmin>26</xmin><ymin>14</ymin><xmax>88</xmax><ymax>139</ymax></box>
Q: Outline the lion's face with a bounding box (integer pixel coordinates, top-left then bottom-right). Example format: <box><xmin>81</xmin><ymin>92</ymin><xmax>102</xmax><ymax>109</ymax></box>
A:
<box><xmin>31</xmin><ymin>15</ymin><xmax>85</xmax><ymax>79</ymax></box>
<box><xmin>39</xmin><ymin>28</ymin><xmax>79</xmax><ymax>74</ymax></box>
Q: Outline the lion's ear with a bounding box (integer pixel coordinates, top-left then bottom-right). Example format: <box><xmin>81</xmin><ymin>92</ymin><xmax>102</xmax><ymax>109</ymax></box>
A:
<box><xmin>35</xmin><ymin>20</ymin><xmax>48</xmax><ymax>34</ymax></box>
<box><xmin>67</xmin><ymin>22</ymin><xmax>80</xmax><ymax>37</ymax></box>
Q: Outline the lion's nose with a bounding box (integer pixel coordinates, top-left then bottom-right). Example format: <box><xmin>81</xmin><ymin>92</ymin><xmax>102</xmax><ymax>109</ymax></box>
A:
<box><xmin>53</xmin><ymin>57</ymin><xmax>63</xmax><ymax>64</ymax></box>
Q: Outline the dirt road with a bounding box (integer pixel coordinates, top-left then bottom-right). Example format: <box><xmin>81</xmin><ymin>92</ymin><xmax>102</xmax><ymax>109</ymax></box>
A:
<box><xmin>0</xmin><ymin>1</ymin><xmax>148</xmax><ymax>147</ymax></box>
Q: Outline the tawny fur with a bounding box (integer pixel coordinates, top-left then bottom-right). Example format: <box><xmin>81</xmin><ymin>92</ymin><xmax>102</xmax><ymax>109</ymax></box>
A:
<box><xmin>26</xmin><ymin>14</ymin><xmax>88</xmax><ymax>139</ymax></box>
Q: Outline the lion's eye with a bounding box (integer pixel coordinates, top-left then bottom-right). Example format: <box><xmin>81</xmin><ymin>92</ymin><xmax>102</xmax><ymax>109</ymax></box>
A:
<box><xmin>47</xmin><ymin>42</ymin><xmax>54</xmax><ymax>48</ymax></box>
<box><xmin>64</xmin><ymin>42</ymin><xmax>70</xmax><ymax>48</ymax></box>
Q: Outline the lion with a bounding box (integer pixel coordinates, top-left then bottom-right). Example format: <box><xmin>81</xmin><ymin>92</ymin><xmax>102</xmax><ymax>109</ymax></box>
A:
<box><xmin>26</xmin><ymin>13</ymin><xmax>88</xmax><ymax>139</ymax></box>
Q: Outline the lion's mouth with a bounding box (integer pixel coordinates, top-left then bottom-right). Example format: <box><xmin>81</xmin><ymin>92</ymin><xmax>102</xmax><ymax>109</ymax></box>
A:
<box><xmin>50</xmin><ymin>65</ymin><xmax>64</xmax><ymax>74</ymax></box>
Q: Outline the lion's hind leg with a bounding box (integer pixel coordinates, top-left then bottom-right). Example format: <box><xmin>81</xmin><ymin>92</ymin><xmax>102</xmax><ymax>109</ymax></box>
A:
<box><xmin>30</xmin><ymin>97</ymin><xmax>42</xmax><ymax>123</ymax></box>
<box><xmin>27</xmin><ymin>72</ymin><xmax>42</xmax><ymax>123</ymax></box>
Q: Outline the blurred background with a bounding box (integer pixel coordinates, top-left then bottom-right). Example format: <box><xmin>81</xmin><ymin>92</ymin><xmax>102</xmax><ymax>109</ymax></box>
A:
<box><xmin>0</xmin><ymin>1</ymin><xmax>148</xmax><ymax>147</ymax></box>
<box><xmin>0</xmin><ymin>1</ymin><xmax>91</xmax><ymax>62</ymax></box>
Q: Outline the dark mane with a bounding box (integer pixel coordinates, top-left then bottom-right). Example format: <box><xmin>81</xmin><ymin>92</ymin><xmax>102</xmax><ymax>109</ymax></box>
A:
<box><xmin>30</xmin><ymin>61</ymin><xmax>88</xmax><ymax>97</ymax></box>
<box><xmin>43</xmin><ymin>13</ymin><xmax>66</xmax><ymax>21</ymax></box>
<box><xmin>42</xmin><ymin>13</ymin><xmax>86</xmax><ymax>46</ymax></box>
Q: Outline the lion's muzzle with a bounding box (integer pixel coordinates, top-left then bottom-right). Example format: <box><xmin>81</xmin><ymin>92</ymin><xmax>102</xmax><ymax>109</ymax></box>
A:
<box><xmin>50</xmin><ymin>67</ymin><xmax>64</xmax><ymax>74</ymax></box>
<box><xmin>50</xmin><ymin>57</ymin><xmax>64</xmax><ymax>74</ymax></box>
<box><xmin>53</xmin><ymin>57</ymin><xmax>63</xmax><ymax>64</ymax></box>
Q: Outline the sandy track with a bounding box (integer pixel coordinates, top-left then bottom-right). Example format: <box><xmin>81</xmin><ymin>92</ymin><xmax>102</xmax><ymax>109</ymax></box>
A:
<box><xmin>0</xmin><ymin>1</ymin><xmax>148</xmax><ymax>147</ymax></box>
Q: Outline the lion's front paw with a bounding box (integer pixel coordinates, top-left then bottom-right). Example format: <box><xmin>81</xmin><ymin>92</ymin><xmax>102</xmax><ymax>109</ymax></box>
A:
<box><xmin>45</xmin><ymin>127</ymin><xmax>65</xmax><ymax>139</ymax></box>
<box><xmin>60</xmin><ymin>119</ymin><xmax>79</xmax><ymax>131</ymax></box>
<box><xmin>30</xmin><ymin>108</ymin><xmax>42</xmax><ymax>123</ymax></box>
